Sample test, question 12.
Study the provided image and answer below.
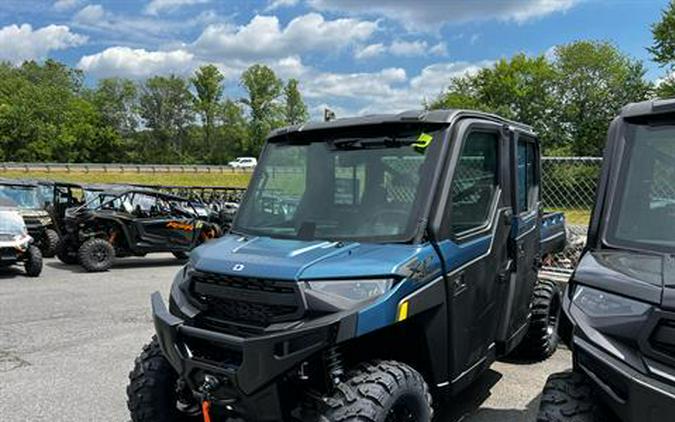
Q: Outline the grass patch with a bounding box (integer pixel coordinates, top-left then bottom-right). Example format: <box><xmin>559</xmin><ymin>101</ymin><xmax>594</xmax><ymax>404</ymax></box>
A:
<box><xmin>0</xmin><ymin>170</ymin><xmax>252</xmax><ymax>188</ymax></box>
<box><xmin>546</xmin><ymin>208</ymin><xmax>591</xmax><ymax>225</ymax></box>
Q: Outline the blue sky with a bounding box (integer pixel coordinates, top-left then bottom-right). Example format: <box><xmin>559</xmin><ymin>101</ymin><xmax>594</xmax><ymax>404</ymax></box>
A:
<box><xmin>0</xmin><ymin>0</ymin><xmax>668</xmax><ymax>118</ymax></box>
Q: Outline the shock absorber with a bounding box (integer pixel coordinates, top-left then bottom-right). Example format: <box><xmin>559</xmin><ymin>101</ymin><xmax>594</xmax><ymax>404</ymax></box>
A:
<box><xmin>324</xmin><ymin>346</ymin><xmax>344</xmax><ymax>386</ymax></box>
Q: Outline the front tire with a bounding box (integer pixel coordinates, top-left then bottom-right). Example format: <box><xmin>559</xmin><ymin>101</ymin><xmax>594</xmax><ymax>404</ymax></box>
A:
<box><xmin>513</xmin><ymin>278</ymin><xmax>562</xmax><ymax>361</ymax></box>
<box><xmin>537</xmin><ymin>371</ymin><xmax>612</xmax><ymax>422</ymax></box>
<box><xmin>57</xmin><ymin>248</ymin><xmax>79</xmax><ymax>265</ymax></box>
<box><xmin>24</xmin><ymin>245</ymin><xmax>43</xmax><ymax>277</ymax></box>
<box><xmin>320</xmin><ymin>360</ymin><xmax>433</xmax><ymax>422</ymax></box>
<box><xmin>41</xmin><ymin>229</ymin><xmax>60</xmax><ymax>258</ymax></box>
<box><xmin>78</xmin><ymin>238</ymin><xmax>115</xmax><ymax>272</ymax></box>
<box><xmin>127</xmin><ymin>337</ymin><xmax>200</xmax><ymax>422</ymax></box>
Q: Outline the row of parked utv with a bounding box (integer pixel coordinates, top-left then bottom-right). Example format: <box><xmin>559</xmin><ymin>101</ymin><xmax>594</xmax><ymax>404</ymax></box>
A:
<box><xmin>0</xmin><ymin>179</ymin><xmax>244</xmax><ymax>275</ymax></box>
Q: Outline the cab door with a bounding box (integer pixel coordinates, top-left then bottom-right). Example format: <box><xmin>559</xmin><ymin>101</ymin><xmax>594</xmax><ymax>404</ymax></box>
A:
<box><xmin>131</xmin><ymin>193</ymin><xmax>194</xmax><ymax>249</ymax></box>
<box><xmin>434</xmin><ymin>119</ymin><xmax>513</xmax><ymax>390</ymax></box>
<box><xmin>500</xmin><ymin>135</ymin><xmax>541</xmax><ymax>346</ymax></box>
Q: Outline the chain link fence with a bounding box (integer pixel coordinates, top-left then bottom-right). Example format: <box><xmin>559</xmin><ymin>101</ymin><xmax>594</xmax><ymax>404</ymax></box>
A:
<box><xmin>541</xmin><ymin>157</ymin><xmax>602</xmax><ymax>277</ymax></box>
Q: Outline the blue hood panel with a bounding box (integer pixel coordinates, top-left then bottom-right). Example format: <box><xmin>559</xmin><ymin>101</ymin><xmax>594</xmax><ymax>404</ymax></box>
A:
<box><xmin>191</xmin><ymin>235</ymin><xmax>422</xmax><ymax>280</ymax></box>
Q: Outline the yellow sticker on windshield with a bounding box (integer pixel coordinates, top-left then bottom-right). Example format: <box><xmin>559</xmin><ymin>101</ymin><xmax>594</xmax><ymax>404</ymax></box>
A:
<box><xmin>413</xmin><ymin>133</ymin><xmax>433</xmax><ymax>153</ymax></box>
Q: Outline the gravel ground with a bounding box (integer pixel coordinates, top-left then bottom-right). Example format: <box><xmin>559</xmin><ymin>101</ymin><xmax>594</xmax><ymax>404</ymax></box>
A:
<box><xmin>0</xmin><ymin>255</ymin><xmax>571</xmax><ymax>421</ymax></box>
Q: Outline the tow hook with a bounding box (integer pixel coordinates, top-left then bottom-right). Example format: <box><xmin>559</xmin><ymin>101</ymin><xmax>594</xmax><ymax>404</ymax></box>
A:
<box><xmin>199</xmin><ymin>375</ymin><xmax>220</xmax><ymax>422</ymax></box>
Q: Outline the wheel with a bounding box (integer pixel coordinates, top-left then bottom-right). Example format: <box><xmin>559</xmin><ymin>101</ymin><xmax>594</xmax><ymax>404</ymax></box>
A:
<box><xmin>127</xmin><ymin>336</ymin><xmax>200</xmax><ymax>422</ymax></box>
<box><xmin>57</xmin><ymin>248</ymin><xmax>79</xmax><ymax>265</ymax></box>
<box><xmin>318</xmin><ymin>360</ymin><xmax>433</xmax><ymax>422</ymax></box>
<box><xmin>512</xmin><ymin>278</ymin><xmax>562</xmax><ymax>361</ymax></box>
<box><xmin>537</xmin><ymin>371</ymin><xmax>613</xmax><ymax>421</ymax></box>
<box><xmin>172</xmin><ymin>251</ymin><xmax>189</xmax><ymax>260</ymax></box>
<box><xmin>40</xmin><ymin>229</ymin><xmax>60</xmax><ymax>258</ymax></box>
<box><xmin>24</xmin><ymin>245</ymin><xmax>43</xmax><ymax>277</ymax></box>
<box><xmin>78</xmin><ymin>238</ymin><xmax>115</xmax><ymax>272</ymax></box>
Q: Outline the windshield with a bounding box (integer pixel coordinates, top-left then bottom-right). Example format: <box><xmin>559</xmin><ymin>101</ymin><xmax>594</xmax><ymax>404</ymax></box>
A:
<box><xmin>0</xmin><ymin>210</ymin><xmax>27</xmax><ymax>235</ymax></box>
<box><xmin>0</xmin><ymin>185</ymin><xmax>41</xmax><ymax>209</ymax></box>
<box><xmin>234</xmin><ymin>125</ymin><xmax>445</xmax><ymax>242</ymax></box>
<box><xmin>605</xmin><ymin>123</ymin><xmax>675</xmax><ymax>253</ymax></box>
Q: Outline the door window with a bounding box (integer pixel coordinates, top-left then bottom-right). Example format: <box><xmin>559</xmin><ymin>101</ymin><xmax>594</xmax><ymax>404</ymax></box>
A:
<box><xmin>449</xmin><ymin>132</ymin><xmax>499</xmax><ymax>235</ymax></box>
<box><xmin>517</xmin><ymin>140</ymin><xmax>538</xmax><ymax>213</ymax></box>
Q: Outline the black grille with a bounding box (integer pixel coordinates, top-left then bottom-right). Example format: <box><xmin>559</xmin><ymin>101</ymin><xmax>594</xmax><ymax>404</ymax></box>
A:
<box><xmin>191</xmin><ymin>271</ymin><xmax>305</xmax><ymax>327</ymax></box>
<box><xmin>651</xmin><ymin>319</ymin><xmax>675</xmax><ymax>356</ymax></box>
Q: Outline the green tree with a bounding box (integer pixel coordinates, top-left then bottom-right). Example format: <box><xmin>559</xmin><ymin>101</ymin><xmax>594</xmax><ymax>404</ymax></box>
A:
<box><xmin>0</xmin><ymin>59</ymin><xmax>123</xmax><ymax>162</ymax></box>
<box><xmin>90</xmin><ymin>77</ymin><xmax>138</xmax><ymax>136</ymax></box>
<box><xmin>553</xmin><ymin>41</ymin><xmax>652</xmax><ymax>156</ymax></box>
<box><xmin>283</xmin><ymin>78</ymin><xmax>309</xmax><ymax>125</ymax></box>
<box><xmin>239</xmin><ymin>64</ymin><xmax>283</xmax><ymax>154</ymax></box>
<box><xmin>649</xmin><ymin>0</ymin><xmax>675</xmax><ymax>97</ymax></box>
<box><xmin>191</xmin><ymin>65</ymin><xmax>224</xmax><ymax>154</ymax></box>
<box><xmin>139</xmin><ymin>75</ymin><xmax>194</xmax><ymax>161</ymax></box>
<box><xmin>428</xmin><ymin>54</ymin><xmax>558</xmax><ymax>147</ymax></box>
<box><xmin>213</xmin><ymin>99</ymin><xmax>248</xmax><ymax>163</ymax></box>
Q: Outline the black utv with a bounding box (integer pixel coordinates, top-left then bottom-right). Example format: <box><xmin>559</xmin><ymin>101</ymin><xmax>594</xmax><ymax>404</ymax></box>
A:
<box><xmin>0</xmin><ymin>206</ymin><xmax>42</xmax><ymax>277</ymax></box>
<box><xmin>0</xmin><ymin>179</ymin><xmax>60</xmax><ymax>257</ymax></box>
<box><xmin>58</xmin><ymin>188</ymin><xmax>222</xmax><ymax>272</ymax></box>
<box><xmin>127</xmin><ymin>109</ymin><xmax>567</xmax><ymax>422</ymax></box>
<box><xmin>537</xmin><ymin>98</ymin><xmax>675</xmax><ymax>422</ymax></box>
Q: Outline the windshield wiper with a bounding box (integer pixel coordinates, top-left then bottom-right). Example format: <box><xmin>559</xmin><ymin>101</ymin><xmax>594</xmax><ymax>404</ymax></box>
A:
<box><xmin>331</xmin><ymin>137</ymin><xmax>416</xmax><ymax>150</ymax></box>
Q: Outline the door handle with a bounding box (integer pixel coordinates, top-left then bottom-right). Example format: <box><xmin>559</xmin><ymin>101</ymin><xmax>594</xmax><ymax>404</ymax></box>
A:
<box><xmin>452</xmin><ymin>273</ymin><xmax>467</xmax><ymax>296</ymax></box>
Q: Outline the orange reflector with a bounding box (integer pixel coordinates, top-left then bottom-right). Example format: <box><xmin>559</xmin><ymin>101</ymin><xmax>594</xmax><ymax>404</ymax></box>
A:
<box><xmin>202</xmin><ymin>401</ymin><xmax>212</xmax><ymax>422</ymax></box>
<box><xmin>397</xmin><ymin>301</ymin><xmax>409</xmax><ymax>322</ymax></box>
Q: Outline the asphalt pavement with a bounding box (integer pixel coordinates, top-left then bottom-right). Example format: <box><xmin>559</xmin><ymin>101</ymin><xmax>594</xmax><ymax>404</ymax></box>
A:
<box><xmin>0</xmin><ymin>255</ymin><xmax>571</xmax><ymax>421</ymax></box>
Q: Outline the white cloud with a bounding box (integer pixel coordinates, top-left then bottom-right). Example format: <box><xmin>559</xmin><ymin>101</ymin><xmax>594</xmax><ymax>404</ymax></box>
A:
<box><xmin>429</xmin><ymin>42</ymin><xmax>447</xmax><ymax>56</ymax></box>
<box><xmin>266</xmin><ymin>0</ymin><xmax>300</xmax><ymax>11</ymax></box>
<box><xmin>308</xmin><ymin>0</ymin><xmax>579</xmax><ymax>30</ymax></box>
<box><xmin>74</xmin><ymin>4</ymin><xmax>105</xmax><ymax>24</ymax></box>
<box><xmin>302</xmin><ymin>67</ymin><xmax>407</xmax><ymax>100</ymax></box>
<box><xmin>53</xmin><ymin>0</ymin><xmax>82</xmax><ymax>11</ymax></box>
<box><xmin>355</xmin><ymin>39</ymin><xmax>446</xmax><ymax>59</ymax></box>
<box><xmin>72</xmin><ymin>3</ymin><xmax>217</xmax><ymax>44</ymax></box>
<box><xmin>354</xmin><ymin>43</ymin><xmax>386</xmax><ymax>59</ymax></box>
<box><xmin>77</xmin><ymin>47</ymin><xmax>196</xmax><ymax>78</ymax></box>
<box><xmin>145</xmin><ymin>0</ymin><xmax>211</xmax><ymax>15</ymax></box>
<box><xmin>389</xmin><ymin>40</ymin><xmax>427</xmax><ymax>57</ymax></box>
<box><xmin>193</xmin><ymin>13</ymin><xmax>378</xmax><ymax>60</ymax></box>
<box><xmin>0</xmin><ymin>23</ymin><xmax>87</xmax><ymax>63</ymax></box>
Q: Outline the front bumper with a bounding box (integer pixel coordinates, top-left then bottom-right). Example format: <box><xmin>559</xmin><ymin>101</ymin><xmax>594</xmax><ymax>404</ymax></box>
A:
<box><xmin>574</xmin><ymin>337</ymin><xmax>675</xmax><ymax>422</ymax></box>
<box><xmin>152</xmin><ymin>292</ymin><xmax>353</xmax><ymax>420</ymax></box>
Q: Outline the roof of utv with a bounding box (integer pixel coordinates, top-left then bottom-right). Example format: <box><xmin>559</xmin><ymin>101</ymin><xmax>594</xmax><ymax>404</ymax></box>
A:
<box><xmin>269</xmin><ymin>109</ymin><xmax>534</xmax><ymax>139</ymax></box>
<box><xmin>621</xmin><ymin>98</ymin><xmax>675</xmax><ymax>118</ymax></box>
<box><xmin>0</xmin><ymin>179</ymin><xmax>39</xmax><ymax>188</ymax></box>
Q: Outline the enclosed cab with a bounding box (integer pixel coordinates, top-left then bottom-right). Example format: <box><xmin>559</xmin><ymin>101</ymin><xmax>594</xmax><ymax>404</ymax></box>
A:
<box><xmin>0</xmin><ymin>179</ymin><xmax>60</xmax><ymax>257</ymax></box>
<box><xmin>127</xmin><ymin>110</ymin><xmax>566</xmax><ymax>422</ymax></box>
<box><xmin>0</xmin><ymin>205</ymin><xmax>42</xmax><ymax>277</ymax></box>
<box><xmin>538</xmin><ymin>99</ymin><xmax>675</xmax><ymax>422</ymax></box>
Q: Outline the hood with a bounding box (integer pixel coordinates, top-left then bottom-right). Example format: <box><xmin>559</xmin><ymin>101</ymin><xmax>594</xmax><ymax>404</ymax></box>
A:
<box><xmin>574</xmin><ymin>250</ymin><xmax>674</xmax><ymax>310</ymax></box>
<box><xmin>19</xmin><ymin>209</ymin><xmax>48</xmax><ymax>218</ymax></box>
<box><xmin>190</xmin><ymin>234</ymin><xmax>422</xmax><ymax>281</ymax></box>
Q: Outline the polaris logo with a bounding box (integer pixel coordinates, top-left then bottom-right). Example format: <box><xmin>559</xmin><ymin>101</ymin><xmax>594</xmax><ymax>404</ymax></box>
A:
<box><xmin>232</xmin><ymin>264</ymin><xmax>245</xmax><ymax>272</ymax></box>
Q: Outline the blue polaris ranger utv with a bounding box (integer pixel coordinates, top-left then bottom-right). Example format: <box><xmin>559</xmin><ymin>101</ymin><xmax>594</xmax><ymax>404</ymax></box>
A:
<box><xmin>127</xmin><ymin>109</ymin><xmax>566</xmax><ymax>422</ymax></box>
<box><xmin>537</xmin><ymin>99</ymin><xmax>675</xmax><ymax>422</ymax></box>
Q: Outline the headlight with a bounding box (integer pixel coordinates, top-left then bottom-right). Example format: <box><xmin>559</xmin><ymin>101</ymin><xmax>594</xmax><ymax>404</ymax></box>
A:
<box><xmin>39</xmin><ymin>217</ymin><xmax>52</xmax><ymax>225</ymax></box>
<box><xmin>178</xmin><ymin>261</ymin><xmax>196</xmax><ymax>289</ymax></box>
<box><xmin>306</xmin><ymin>279</ymin><xmax>394</xmax><ymax>303</ymax></box>
<box><xmin>13</xmin><ymin>234</ymin><xmax>31</xmax><ymax>250</ymax></box>
<box><xmin>572</xmin><ymin>286</ymin><xmax>650</xmax><ymax>318</ymax></box>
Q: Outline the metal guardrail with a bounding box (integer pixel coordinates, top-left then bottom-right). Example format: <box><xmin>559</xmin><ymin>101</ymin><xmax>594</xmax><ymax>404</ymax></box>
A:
<box><xmin>0</xmin><ymin>162</ymin><xmax>255</xmax><ymax>173</ymax></box>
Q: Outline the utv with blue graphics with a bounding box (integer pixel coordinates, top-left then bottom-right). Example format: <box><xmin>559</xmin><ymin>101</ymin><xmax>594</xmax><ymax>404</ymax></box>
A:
<box><xmin>537</xmin><ymin>99</ymin><xmax>675</xmax><ymax>422</ymax></box>
<box><xmin>127</xmin><ymin>110</ymin><xmax>566</xmax><ymax>422</ymax></box>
